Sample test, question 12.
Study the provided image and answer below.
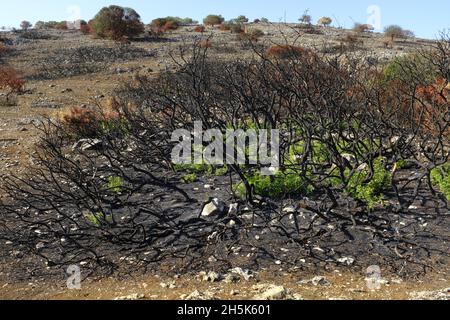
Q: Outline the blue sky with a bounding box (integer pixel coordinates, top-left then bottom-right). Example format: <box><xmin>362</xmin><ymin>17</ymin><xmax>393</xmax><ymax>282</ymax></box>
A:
<box><xmin>0</xmin><ymin>0</ymin><xmax>448</xmax><ymax>39</ymax></box>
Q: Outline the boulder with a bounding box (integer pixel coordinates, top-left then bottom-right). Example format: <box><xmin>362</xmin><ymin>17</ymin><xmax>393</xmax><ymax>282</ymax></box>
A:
<box><xmin>201</xmin><ymin>198</ymin><xmax>226</xmax><ymax>217</ymax></box>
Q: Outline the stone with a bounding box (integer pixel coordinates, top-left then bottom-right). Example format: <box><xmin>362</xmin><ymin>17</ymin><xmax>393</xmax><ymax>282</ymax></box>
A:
<box><xmin>227</xmin><ymin>267</ymin><xmax>254</xmax><ymax>281</ymax></box>
<box><xmin>252</xmin><ymin>284</ymin><xmax>291</xmax><ymax>300</ymax></box>
<box><xmin>159</xmin><ymin>281</ymin><xmax>176</xmax><ymax>289</ymax></box>
<box><xmin>337</xmin><ymin>256</ymin><xmax>355</xmax><ymax>265</ymax></box>
<box><xmin>299</xmin><ymin>276</ymin><xmax>331</xmax><ymax>286</ymax></box>
<box><xmin>201</xmin><ymin>198</ymin><xmax>226</xmax><ymax>217</ymax></box>
<box><xmin>185</xmin><ymin>290</ymin><xmax>216</xmax><ymax>300</ymax></box>
<box><xmin>341</xmin><ymin>153</ymin><xmax>357</xmax><ymax>164</ymax></box>
<box><xmin>197</xmin><ymin>271</ymin><xmax>221</xmax><ymax>282</ymax></box>
<box><xmin>223</xmin><ymin>273</ymin><xmax>240</xmax><ymax>284</ymax></box>
<box><xmin>227</xmin><ymin>220</ymin><xmax>236</xmax><ymax>227</ymax></box>
<box><xmin>228</xmin><ymin>203</ymin><xmax>239</xmax><ymax>216</ymax></box>
<box><xmin>282</xmin><ymin>205</ymin><xmax>296</xmax><ymax>213</ymax></box>
<box><xmin>72</xmin><ymin>139</ymin><xmax>103</xmax><ymax>152</ymax></box>
<box><xmin>114</xmin><ymin>293</ymin><xmax>145</xmax><ymax>300</ymax></box>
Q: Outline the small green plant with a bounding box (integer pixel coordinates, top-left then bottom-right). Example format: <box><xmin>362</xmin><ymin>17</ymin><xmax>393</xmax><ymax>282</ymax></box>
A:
<box><xmin>181</xmin><ymin>173</ymin><xmax>197</xmax><ymax>184</ymax></box>
<box><xmin>214</xmin><ymin>166</ymin><xmax>229</xmax><ymax>176</ymax></box>
<box><xmin>383</xmin><ymin>53</ymin><xmax>436</xmax><ymax>85</ymax></box>
<box><xmin>346</xmin><ymin>157</ymin><xmax>392</xmax><ymax>209</ymax></box>
<box><xmin>83</xmin><ymin>211</ymin><xmax>112</xmax><ymax>227</ymax></box>
<box><xmin>107</xmin><ymin>176</ymin><xmax>123</xmax><ymax>193</ymax></box>
<box><xmin>431</xmin><ymin>163</ymin><xmax>450</xmax><ymax>201</ymax></box>
<box><xmin>235</xmin><ymin>170</ymin><xmax>313</xmax><ymax>199</ymax></box>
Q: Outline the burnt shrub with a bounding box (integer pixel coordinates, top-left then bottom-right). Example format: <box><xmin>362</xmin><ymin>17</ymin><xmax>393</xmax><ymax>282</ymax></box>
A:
<box><xmin>1</xmin><ymin>36</ymin><xmax>449</xmax><ymax>278</ymax></box>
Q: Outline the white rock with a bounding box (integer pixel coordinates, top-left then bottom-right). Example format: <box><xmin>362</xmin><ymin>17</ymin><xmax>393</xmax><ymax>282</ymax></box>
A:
<box><xmin>72</xmin><ymin>139</ymin><xmax>102</xmax><ymax>152</ymax></box>
<box><xmin>114</xmin><ymin>293</ymin><xmax>145</xmax><ymax>300</ymax></box>
<box><xmin>199</xmin><ymin>271</ymin><xmax>222</xmax><ymax>282</ymax></box>
<box><xmin>228</xmin><ymin>267</ymin><xmax>253</xmax><ymax>281</ymax></box>
<box><xmin>341</xmin><ymin>153</ymin><xmax>357</xmax><ymax>163</ymax></box>
<box><xmin>337</xmin><ymin>256</ymin><xmax>355</xmax><ymax>265</ymax></box>
<box><xmin>201</xmin><ymin>198</ymin><xmax>225</xmax><ymax>217</ymax></box>
<box><xmin>282</xmin><ymin>205</ymin><xmax>296</xmax><ymax>213</ymax></box>
<box><xmin>299</xmin><ymin>276</ymin><xmax>331</xmax><ymax>286</ymax></box>
<box><xmin>228</xmin><ymin>203</ymin><xmax>239</xmax><ymax>216</ymax></box>
<box><xmin>252</xmin><ymin>284</ymin><xmax>291</xmax><ymax>300</ymax></box>
<box><xmin>185</xmin><ymin>290</ymin><xmax>216</xmax><ymax>300</ymax></box>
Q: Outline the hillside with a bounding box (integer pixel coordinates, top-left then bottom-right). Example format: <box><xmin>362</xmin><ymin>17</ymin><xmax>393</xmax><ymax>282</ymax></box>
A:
<box><xmin>0</xmin><ymin>23</ymin><xmax>448</xmax><ymax>301</ymax></box>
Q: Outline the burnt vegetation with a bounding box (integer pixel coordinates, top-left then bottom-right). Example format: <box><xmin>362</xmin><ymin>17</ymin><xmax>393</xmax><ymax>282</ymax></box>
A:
<box><xmin>0</xmin><ymin>31</ymin><xmax>449</xmax><ymax>279</ymax></box>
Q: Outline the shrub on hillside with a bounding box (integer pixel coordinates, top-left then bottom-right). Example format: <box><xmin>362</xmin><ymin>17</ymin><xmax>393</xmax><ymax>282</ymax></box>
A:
<box><xmin>59</xmin><ymin>105</ymin><xmax>126</xmax><ymax>139</ymax></box>
<box><xmin>0</xmin><ymin>66</ymin><xmax>25</xmax><ymax>93</ymax></box>
<box><xmin>91</xmin><ymin>5</ymin><xmax>145</xmax><ymax>40</ymax></box>
<box><xmin>198</xmin><ymin>39</ymin><xmax>213</xmax><ymax>49</ymax></box>
<box><xmin>234</xmin><ymin>15</ymin><xmax>249</xmax><ymax>24</ymax></box>
<box><xmin>383</xmin><ymin>53</ymin><xmax>436</xmax><ymax>85</ymax></box>
<box><xmin>0</xmin><ymin>44</ymin><xmax>9</xmax><ymax>57</ymax></box>
<box><xmin>353</xmin><ymin>23</ymin><xmax>374</xmax><ymax>34</ymax></box>
<box><xmin>34</xmin><ymin>20</ymin><xmax>68</xmax><ymax>30</ymax></box>
<box><xmin>238</xmin><ymin>28</ymin><xmax>264</xmax><ymax>42</ymax></box>
<box><xmin>151</xmin><ymin>17</ymin><xmax>180</xmax><ymax>32</ymax></box>
<box><xmin>299</xmin><ymin>14</ymin><xmax>312</xmax><ymax>25</ymax></box>
<box><xmin>194</xmin><ymin>25</ymin><xmax>206</xmax><ymax>33</ymax></box>
<box><xmin>219</xmin><ymin>23</ymin><xmax>231</xmax><ymax>32</ymax></box>
<box><xmin>80</xmin><ymin>20</ymin><xmax>93</xmax><ymax>34</ymax></box>
<box><xmin>203</xmin><ymin>15</ymin><xmax>225</xmax><ymax>26</ymax></box>
<box><xmin>20</xmin><ymin>21</ymin><xmax>32</xmax><ymax>31</ymax></box>
<box><xmin>384</xmin><ymin>25</ymin><xmax>411</xmax><ymax>42</ymax></box>
<box><xmin>230</xmin><ymin>23</ymin><xmax>244</xmax><ymax>34</ymax></box>
<box><xmin>267</xmin><ymin>45</ymin><xmax>310</xmax><ymax>59</ymax></box>
<box><xmin>317</xmin><ymin>17</ymin><xmax>332</xmax><ymax>27</ymax></box>
<box><xmin>340</xmin><ymin>34</ymin><xmax>364</xmax><ymax>47</ymax></box>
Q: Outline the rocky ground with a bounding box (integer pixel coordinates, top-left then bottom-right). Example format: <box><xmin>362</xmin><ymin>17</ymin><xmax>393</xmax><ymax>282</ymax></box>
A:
<box><xmin>0</xmin><ymin>24</ymin><xmax>448</xmax><ymax>300</ymax></box>
<box><xmin>0</xmin><ymin>267</ymin><xmax>448</xmax><ymax>300</ymax></box>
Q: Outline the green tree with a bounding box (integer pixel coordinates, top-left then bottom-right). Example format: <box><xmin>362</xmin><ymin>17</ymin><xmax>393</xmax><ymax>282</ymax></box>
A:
<box><xmin>91</xmin><ymin>5</ymin><xmax>144</xmax><ymax>40</ymax></box>
<box><xmin>203</xmin><ymin>15</ymin><xmax>225</xmax><ymax>26</ymax></box>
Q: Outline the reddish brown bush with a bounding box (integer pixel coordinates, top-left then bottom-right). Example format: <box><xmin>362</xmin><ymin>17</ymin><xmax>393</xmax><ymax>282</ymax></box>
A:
<box><xmin>194</xmin><ymin>25</ymin><xmax>205</xmax><ymax>33</ymax></box>
<box><xmin>199</xmin><ymin>40</ymin><xmax>213</xmax><ymax>48</ymax></box>
<box><xmin>163</xmin><ymin>21</ymin><xmax>178</xmax><ymax>31</ymax></box>
<box><xmin>80</xmin><ymin>20</ymin><xmax>93</xmax><ymax>34</ymax></box>
<box><xmin>237</xmin><ymin>29</ymin><xmax>264</xmax><ymax>42</ymax></box>
<box><xmin>58</xmin><ymin>105</ymin><xmax>121</xmax><ymax>138</ymax></box>
<box><xmin>0</xmin><ymin>66</ymin><xmax>25</xmax><ymax>95</ymax></box>
<box><xmin>0</xmin><ymin>44</ymin><xmax>9</xmax><ymax>56</ymax></box>
<box><xmin>267</xmin><ymin>45</ymin><xmax>310</xmax><ymax>59</ymax></box>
